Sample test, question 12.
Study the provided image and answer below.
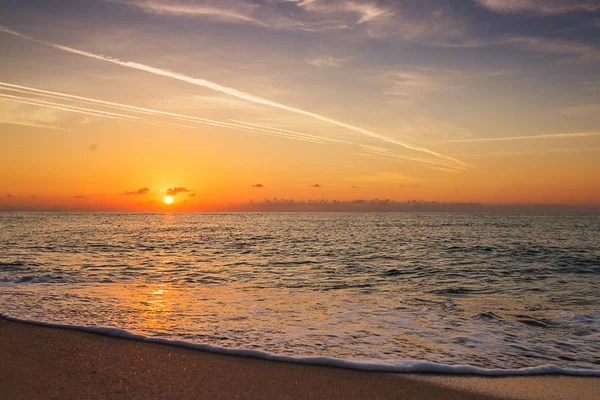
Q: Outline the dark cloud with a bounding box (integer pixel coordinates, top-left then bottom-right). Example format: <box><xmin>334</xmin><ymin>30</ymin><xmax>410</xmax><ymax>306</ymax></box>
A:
<box><xmin>251</xmin><ymin>184</ymin><xmax>265</xmax><ymax>188</ymax></box>
<box><xmin>310</xmin><ymin>184</ymin><xmax>322</xmax><ymax>188</ymax></box>
<box><xmin>6</xmin><ymin>194</ymin><xmax>12</xmax><ymax>198</ymax></box>
<box><xmin>73</xmin><ymin>195</ymin><xmax>86</xmax><ymax>200</ymax></box>
<box><xmin>166</xmin><ymin>187</ymin><xmax>191</xmax><ymax>196</ymax></box>
<box><xmin>124</xmin><ymin>187</ymin><xmax>150</xmax><ymax>196</ymax></box>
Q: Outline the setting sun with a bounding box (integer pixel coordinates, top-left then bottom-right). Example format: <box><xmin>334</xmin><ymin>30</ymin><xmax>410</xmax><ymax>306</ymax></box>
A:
<box><xmin>164</xmin><ymin>196</ymin><xmax>173</xmax><ymax>205</ymax></box>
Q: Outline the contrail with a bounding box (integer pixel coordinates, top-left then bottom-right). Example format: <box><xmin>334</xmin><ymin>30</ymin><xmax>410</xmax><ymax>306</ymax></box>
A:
<box><xmin>230</xmin><ymin>119</ymin><xmax>349</xmax><ymax>144</ymax></box>
<box><xmin>2</xmin><ymin>80</ymin><xmax>469</xmax><ymax>161</ymax></box>
<box><xmin>0</xmin><ymin>94</ymin><xmax>135</xmax><ymax>120</ymax></box>
<box><xmin>0</xmin><ymin>25</ymin><xmax>467</xmax><ymax>169</ymax></box>
<box><xmin>0</xmin><ymin>119</ymin><xmax>72</xmax><ymax>132</ymax></box>
<box><xmin>0</xmin><ymin>93</ymin><xmax>142</xmax><ymax>120</ymax></box>
<box><xmin>0</xmin><ymin>82</ymin><xmax>329</xmax><ymax>144</ymax></box>
<box><xmin>444</xmin><ymin>132</ymin><xmax>600</xmax><ymax>143</ymax></box>
<box><xmin>361</xmin><ymin>145</ymin><xmax>468</xmax><ymax>170</ymax></box>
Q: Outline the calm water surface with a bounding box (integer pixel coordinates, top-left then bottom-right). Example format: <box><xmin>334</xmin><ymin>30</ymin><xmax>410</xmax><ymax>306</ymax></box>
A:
<box><xmin>1</xmin><ymin>213</ymin><xmax>599</xmax><ymax>371</ymax></box>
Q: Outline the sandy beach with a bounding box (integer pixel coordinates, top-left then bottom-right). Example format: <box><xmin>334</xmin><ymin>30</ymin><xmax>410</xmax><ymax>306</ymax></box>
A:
<box><xmin>1</xmin><ymin>318</ymin><xmax>598</xmax><ymax>400</ymax></box>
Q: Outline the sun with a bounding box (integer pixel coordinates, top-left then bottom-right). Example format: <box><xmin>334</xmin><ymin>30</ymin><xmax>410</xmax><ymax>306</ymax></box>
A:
<box><xmin>164</xmin><ymin>196</ymin><xmax>173</xmax><ymax>205</ymax></box>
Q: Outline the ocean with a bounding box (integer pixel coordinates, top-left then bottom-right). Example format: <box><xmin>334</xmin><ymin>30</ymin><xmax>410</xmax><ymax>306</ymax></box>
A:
<box><xmin>1</xmin><ymin>212</ymin><xmax>599</xmax><ymax>375</ymax></box>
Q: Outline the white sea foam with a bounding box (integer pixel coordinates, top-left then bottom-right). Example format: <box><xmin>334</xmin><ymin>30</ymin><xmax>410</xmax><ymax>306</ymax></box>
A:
<box><xmin>2</xmin><ymin>313</ymin><xmax>599</xmax><ymax>377</ymax></box>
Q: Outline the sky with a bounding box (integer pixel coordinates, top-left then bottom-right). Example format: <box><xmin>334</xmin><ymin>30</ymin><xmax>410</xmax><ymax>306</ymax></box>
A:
<box><xmin>0</xmin><ymin>0</ymin><xmax>599</xmax><ymax>211</ymax></box>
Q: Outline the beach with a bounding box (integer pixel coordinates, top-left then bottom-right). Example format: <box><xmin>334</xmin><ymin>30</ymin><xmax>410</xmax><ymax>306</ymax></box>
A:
<box><xmin>1</xmin><ymin>318</ymin><xmax>598</xmax><ymax>400</ymax></box>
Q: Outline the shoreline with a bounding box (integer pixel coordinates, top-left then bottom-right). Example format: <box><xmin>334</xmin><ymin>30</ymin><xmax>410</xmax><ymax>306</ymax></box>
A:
<box><xmin>1</xmin><ymin>317</ymin><xmax>599</xmax><ymax>399</ymax></box>
<box><xmin>2</xmin><ymin>313</ymin><xmax>597</xmax><ymax>377</ymax></box>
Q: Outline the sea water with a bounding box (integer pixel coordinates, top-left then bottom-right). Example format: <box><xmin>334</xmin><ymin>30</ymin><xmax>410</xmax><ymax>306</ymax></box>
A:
<box><xmin>1</xmin><ymin>212</ymin><xmax>599</xmax><ymax>375</ymax></box>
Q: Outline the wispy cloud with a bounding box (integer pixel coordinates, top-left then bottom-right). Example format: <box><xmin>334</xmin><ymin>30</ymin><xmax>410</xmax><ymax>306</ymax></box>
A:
<box><xmin>0</xmin><ymin>93</ymin><xmax>142</xmax><ymax>121</ymax></box>
<box><xmin>444</xmin><ymin>132</ymin><xmax>600</xmax><ymax>143</ymax></box>
<box><xmin>499</xmin><ymin>35</ymin><xmax>600</xmax><ymax>62</ymax></box>
<box><xmin>305</xmin><ymin>55</ymin><xmax>346</xmax><ymax>68</ymax></box>
<box><xmin>0</xmin><ymin>98</ymin><xmax>72</xmax><ymax>131</ymax></box>
<box><xmin>560</xmin><ymin>104</ymin><xmax>600</xmax><ymax>116</ymax></box>
<box><xmin>0</xmin><ymin>26</ymin><xmax>467</xmax><ymax>170</ymax></box>
<box><xmin>114</xmin><ymin>0</ymin><xmax>259</xmax><ymax>23</ymax></box>
<box><xmin>298</xmin><ymin>0</ymin><xmax>395</xmax><ymax>24</ymax></box>
<box><xmin>380</xmin><ymin>67</ymin><xmax>513</xmax><ymax>99</ymax></box>
<box><xmin>166</xmin><ymin>187</ymin><xmax>191</xmax><ymax>196</ymax></box>
<box><xmin>109</xmin><ymin>0</ymin><xmax>338</xmax><ymax>32</ymax></box>
<box><xmin>0</xmin><ymin>119</ymin><xmax>70</xmax><ymax>132</ymax></box>
<box><xmin>110</xmin><ymin>1</ymin><xmax>468</xmax><ymax>42</ymax></box>
<box><xmin>251</xmin><ymin>184</ymin><xmax>265</xmax><ymax>188</ymax></box>
<box><xmin>124</xmin><ymin>187</ymin><xmax>150</xmax><ymax>195</ymax></box>
<box><xmin>381</xmin><ymin>70</ymin><xmax>449</xmax><ymax>97</ymax></box>
<box><xmin>309</xmin><ymin>184</ymin><xmax>322</xmax><ymax>188</ymax></box>
<box><xmin>474</xmin><ymin>0</ymin><xmax>600</xmax><ymax>15</ymax></box>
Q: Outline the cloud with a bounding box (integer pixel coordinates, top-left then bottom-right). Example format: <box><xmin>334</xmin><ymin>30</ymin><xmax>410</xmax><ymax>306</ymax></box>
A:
<box><xmin>474</xmin><ymin>0</ymin><xmax>600</xmax><ymax>15</ymax></box>
<box><xmin>188</xmin><ymin>193</ymin><xmax>197</xmax><ymax>197</ymax></box>
<box><xmin>305</xmin><ymin>55</ymin><xmax>346</xmax><ymax>68</ymax></box>
<box><xmin>114</xmin><ymin>0</ymin><xmax>260</xmax><ymax>24</ymax></box>
<box><xmin>251</xmin><ymin>184</ymin><xmax>265</xmax><ymax>188</ymax></box>
<box><xmin>309</xmin><ymin>184</ymin><xmax>322</xmax><ymax>188</ymax></box>
<box><xmin>6</xmin><ymin>194</ymin><xmax>12</xmax><ymax>198</ymax></box>
<box><xmin>0</xmin><ymin>93</ymin><xmax>141</xmax><ymax>123</ymax></box>
<box><xmin>0</xmin><ymin>99</ymin><xmax>70</xmax><ymax>132</ymax></box>
<box><xmin>108</xmin><ymin>0</ymin><xmax>466</xmax><ymax>43</ymax></box>
<box><xmin>298</xmin><ymin>0</ymin><xmax>395</xmax><ymax>24</ymax></box>
<box><xmin>166</xmin><ymin>187</ymin><xmax>191</xmax><ymax>196</ymax></box>
<box><xmin>381</xmin><ymin>68</ymin><xmax>516</xmax><ymax>99</ymax></box>
<box><xmin>0</xmin><ymin>26</ymin><xmax>466</xmax><ymax>170</ymax></box>
<box><xmin>73</xmin><ymin>195</ymin><xmax>87</xmax><ymax>199</ymax></box>
<box><xmin>560</xmin><ymin>104</ymin><xmax>600</xmax><ymax>116</ymax></box>
<box><xmin>444</xmin><ymin>132</ymin><xmax>600</xmax><ymax>143</ymax></box>
<box><xmin>381</xmin><ymin>70</ymin><xmax>450</xmax><ymax>98</ymax></box>
<box><xmin>109</xmin><ymin>0</ymin><xmax>339</xmax><ymax>32</ymax></box>
<box><xmin>498</xmin><ymin>36</ymin><xmax>600</xmax><ymax>62</ymax></box>
<box><xmin>124</xmin><ymin>187</ymin><xmax>150</xmax><ymax>195</ymax></box>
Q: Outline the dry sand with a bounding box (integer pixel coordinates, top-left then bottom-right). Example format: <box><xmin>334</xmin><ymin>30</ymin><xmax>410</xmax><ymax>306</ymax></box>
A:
<box><xmin>1</xmin><ymin>318</ymin><xmax>598</xmax><ymax>399</ymax></box>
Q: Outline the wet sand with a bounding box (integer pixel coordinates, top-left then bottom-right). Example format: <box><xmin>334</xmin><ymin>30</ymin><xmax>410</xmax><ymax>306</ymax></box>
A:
<box><xmin>1</xmin><ymin>318</ymin><xmax>598</xmax><ymax>399</ymax></box>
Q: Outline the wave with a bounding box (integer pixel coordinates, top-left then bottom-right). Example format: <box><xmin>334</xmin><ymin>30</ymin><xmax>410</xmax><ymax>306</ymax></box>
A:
<box><xmin>0</xmin><ymin>275</ymin><xmax>67</xmax><ymax>284</ymax></box>
<box><xmin>2</xmin><ymin>313</ymin><xmax>599</xmax><ymax>377</ymax></box>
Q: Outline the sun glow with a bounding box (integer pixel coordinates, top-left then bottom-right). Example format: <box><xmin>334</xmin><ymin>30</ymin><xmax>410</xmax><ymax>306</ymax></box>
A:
<box><xmin>164</xmin><ymin>196</ymin><xmax>173</xmax><ymax>204</ymax></box>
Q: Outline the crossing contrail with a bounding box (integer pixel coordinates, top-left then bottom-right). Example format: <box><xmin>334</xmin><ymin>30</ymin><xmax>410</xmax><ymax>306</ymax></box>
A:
<box><xmin>0</xmin><ymin>25</ymin><xmax>468</xmax><ymax>169</ymax></box>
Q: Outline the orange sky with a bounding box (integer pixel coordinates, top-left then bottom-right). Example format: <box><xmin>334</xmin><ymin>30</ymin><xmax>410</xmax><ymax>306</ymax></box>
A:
<box><xmin>1</xmin><ymin>1</ymin><xmax>599</xmax><ymax>211</ymax></box>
